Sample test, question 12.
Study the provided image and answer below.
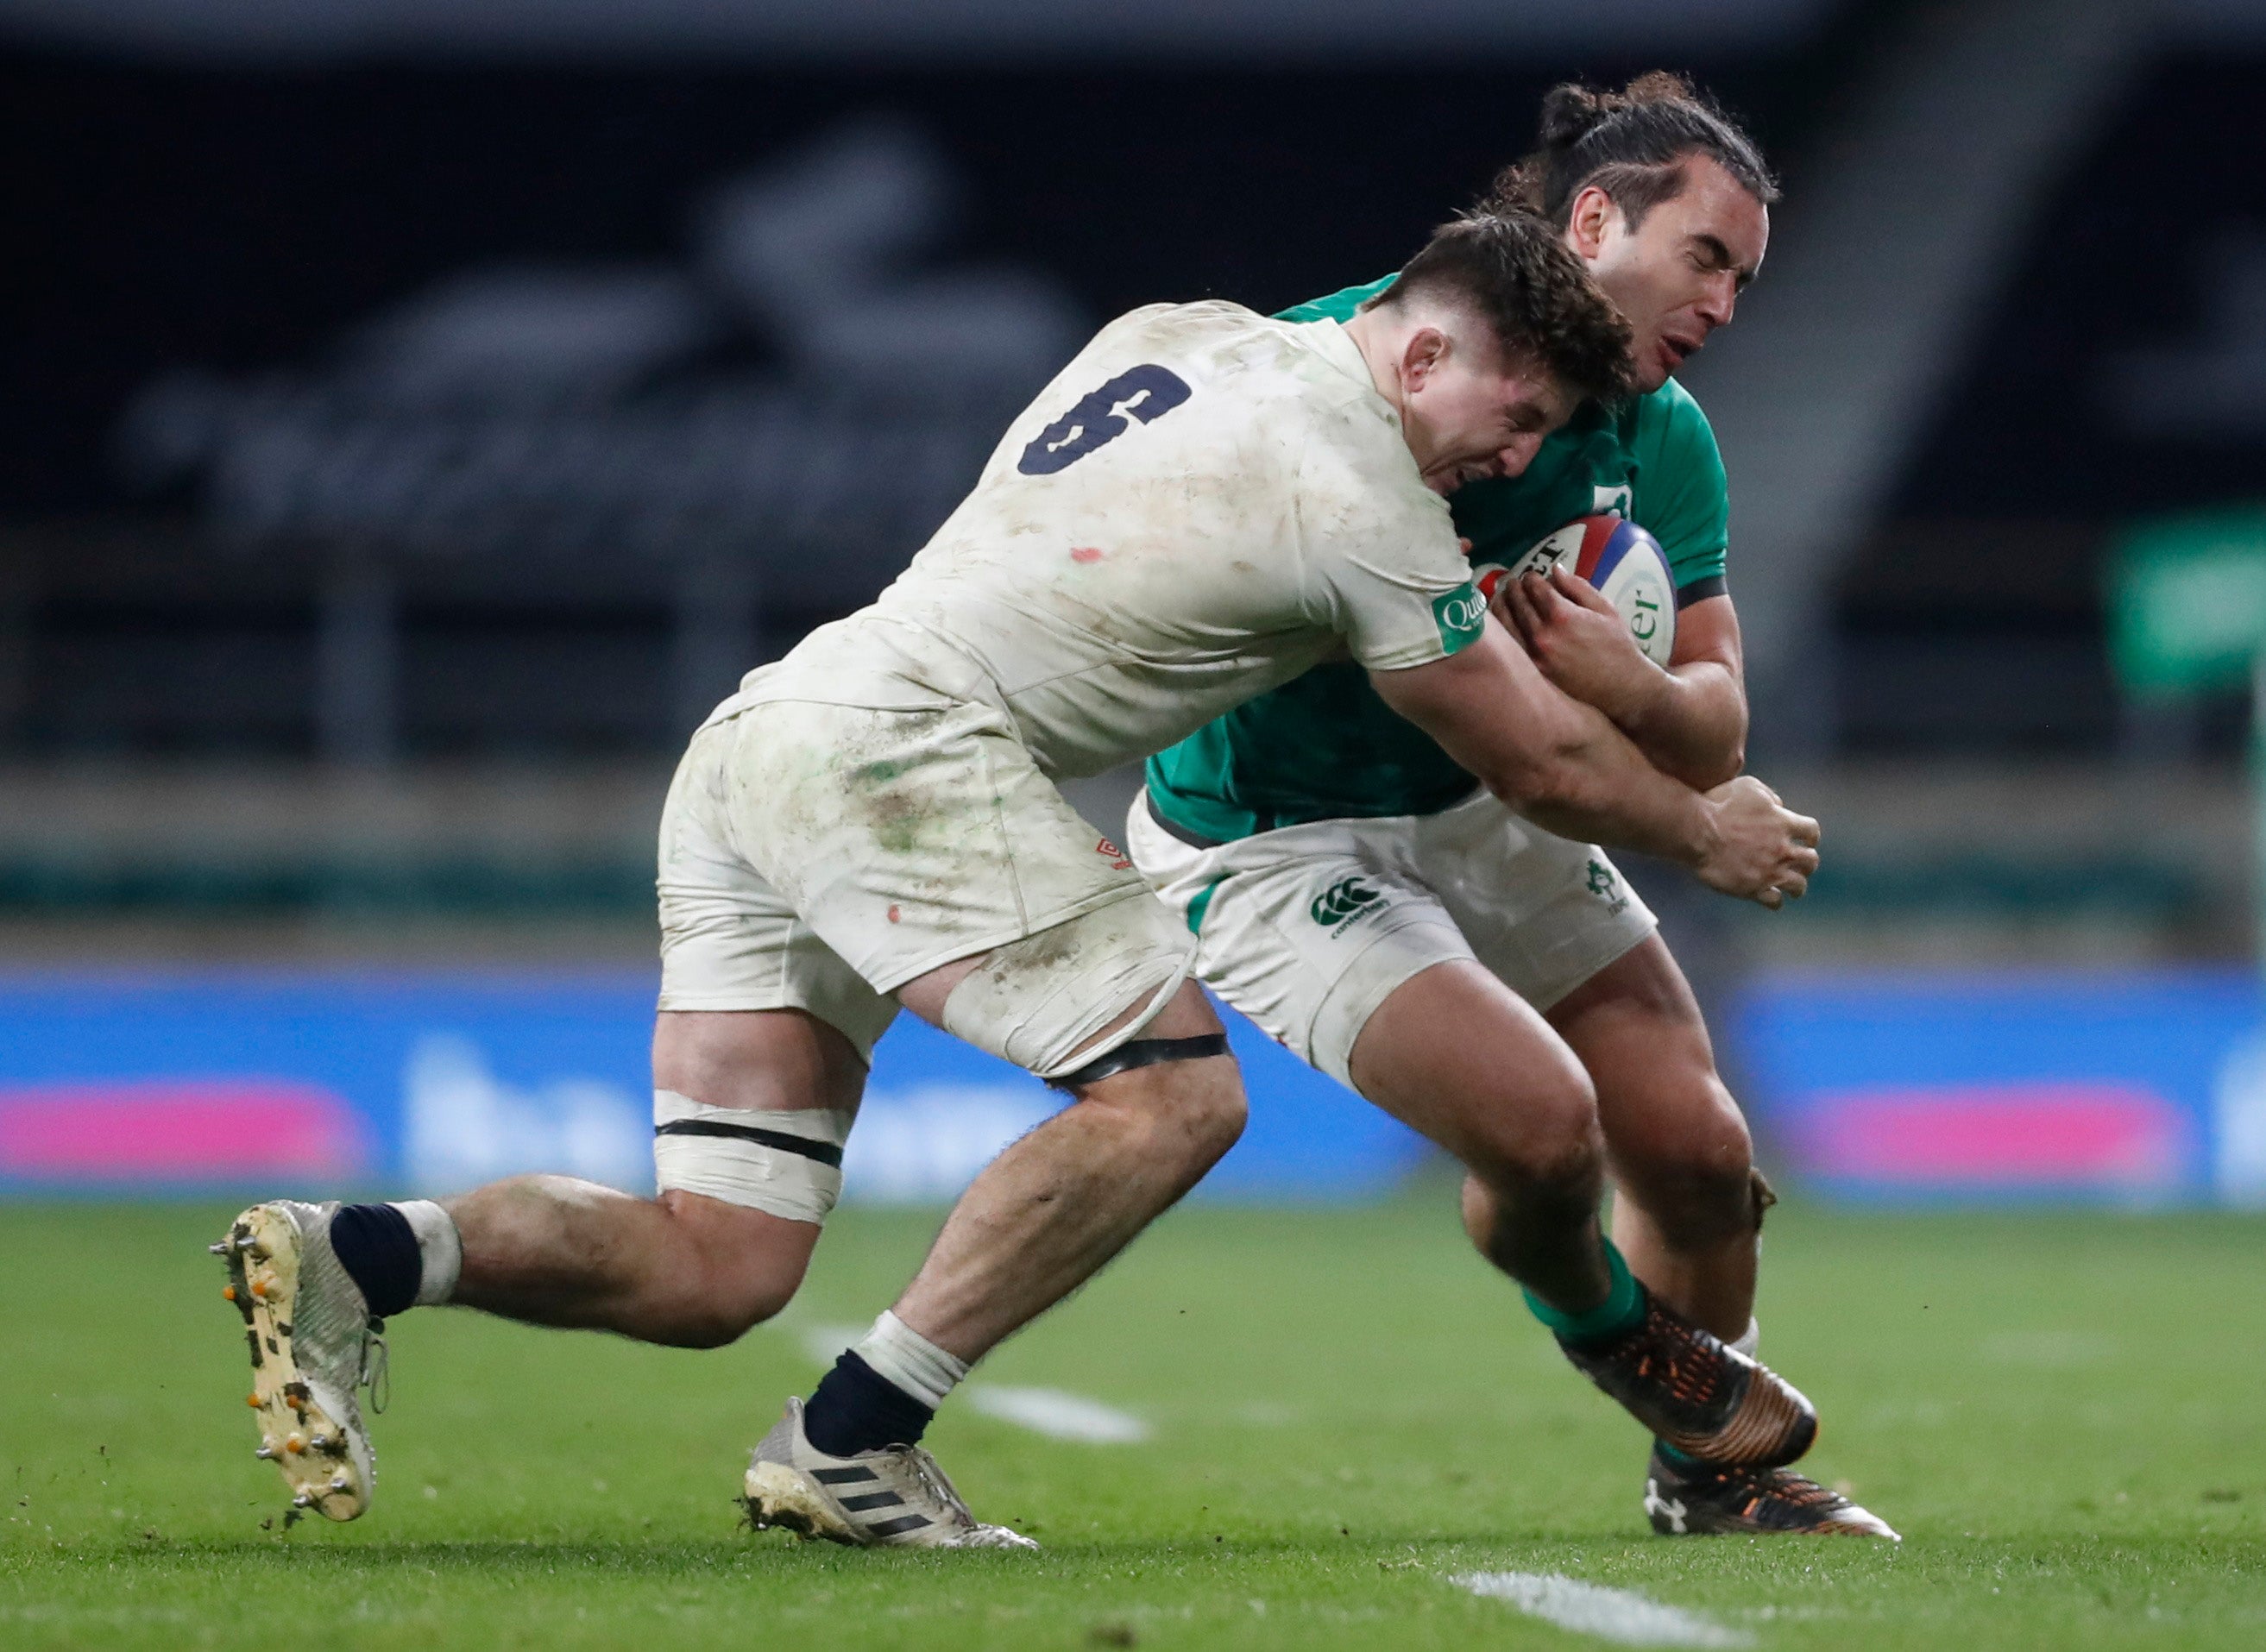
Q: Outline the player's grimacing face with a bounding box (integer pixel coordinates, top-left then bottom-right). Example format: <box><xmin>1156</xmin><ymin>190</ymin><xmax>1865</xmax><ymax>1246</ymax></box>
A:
<box><xmin>1397</xmin><ymin>329</ymin><xmax>1576</xmax><ymax>495</ymax></box>
<box><xmin>1572</xmin><ymin>155</ymin><xmax>1769</xmax><ymax>393</ymax></box>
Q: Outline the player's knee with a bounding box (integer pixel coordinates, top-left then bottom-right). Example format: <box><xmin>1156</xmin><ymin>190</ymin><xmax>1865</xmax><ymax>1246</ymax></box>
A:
<box><xmin>1112</xmin><ymin>1065</ymin><xmax>1248</xmax><ymax>1175</ymax></box>
<box><xmin>654</xmin><ymin>1190</ymin><xmax>814</xmax><ymax>1348</ymax></box>
<box><xmin>1056</xmin><ymin>977</ymin><xmax>1244</xmax><ymax>1171</ymax></box>
<box><xmin>670</xmin><ymin>1257</ymin><xmax>805</xmax><ymax>1349</ymax></box>
<box><xmin>668</xmin><ymin>1292</ymin><xmax>784</xmax><ymax>1350</ymax></box>
<box><xmin>1176</xmin><ymin>1074</ymin><xmax>1249</xmax><ymax>1167</ymax></box>
<box><xmin>1467</xmin><ymin>1062</ymin><xmax>1602</xmax><ymax>1197</ymax></box>
<box><xmin>1507</xmin><ymin>1101</ymin><xmax>1606</xmax><ymax>1198</ymax></box>
<box><xmin>1612</xmin><ymin>1080</ymin><xmax>1756</xmax><ymax>1247</ymax></box>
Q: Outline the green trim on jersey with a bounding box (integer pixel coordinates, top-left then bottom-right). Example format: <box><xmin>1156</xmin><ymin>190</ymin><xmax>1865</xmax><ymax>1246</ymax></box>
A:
<box><xmin>1147</xmin><ymin>275</ymin><xmax>1733</xmax><ymax>841</ymax></box>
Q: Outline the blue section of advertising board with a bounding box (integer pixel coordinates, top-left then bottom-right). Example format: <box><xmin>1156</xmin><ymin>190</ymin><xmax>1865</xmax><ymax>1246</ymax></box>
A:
<box><xmin>0</xmin><ymin>970</ymin><xmax>1427</xmax><ymax>1201</ymax></box>
<box><xmin>1736</xmin><ymin>969</ymin><xmax>2266</xmax><ymax>1206</ymax></box>
<box><xmin>16</xmin><ymin>965</ymin><xmax>2263</xmax><ymax>1208</ymax></box>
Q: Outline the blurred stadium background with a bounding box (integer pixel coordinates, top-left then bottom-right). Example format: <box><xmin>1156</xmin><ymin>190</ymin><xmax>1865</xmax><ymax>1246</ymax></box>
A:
<box><xmin>7</xmin><ymin>0</ymin><xmax>2266</xmax><ymax>1214</ymax></box>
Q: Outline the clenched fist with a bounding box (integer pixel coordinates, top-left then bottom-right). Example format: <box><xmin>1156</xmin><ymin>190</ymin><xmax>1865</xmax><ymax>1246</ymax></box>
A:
<box><xmin>1694</xmin><ymin>776</ymin><xmax>1819</xmax><ymax>909</ymax></box>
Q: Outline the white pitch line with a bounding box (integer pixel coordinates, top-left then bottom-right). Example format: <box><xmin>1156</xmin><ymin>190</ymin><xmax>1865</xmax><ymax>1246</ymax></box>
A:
<box><xmin>1451</xmin><ymin>1573</ymin><xmax>1752</xmax><ymax>1649</ymax></box>
<box><xmin>795</xmin><ymin>1322</ymin><xmax>867</xmax><ymax>1366</ymax></box>
<box><xmin>966</xmin><ymin>1385</ymin><xmax>1151</xmax><ymax>1444</ymax></box>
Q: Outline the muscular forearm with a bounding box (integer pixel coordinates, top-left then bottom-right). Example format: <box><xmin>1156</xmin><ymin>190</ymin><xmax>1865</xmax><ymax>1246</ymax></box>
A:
<box><xmin>1491</xmin><ymin>698</ymin><xmax>1722</xmax><ymax>872</ymax></box>
<box><xmin>1371</xmin><ymin>627</ymin><xmax>1811</xmax><ymax>908</ymax></box>
<box><xmin>1612</xmin><ymin>661</ymin><xmax>1748</xmax><ymax>791</ymax></box>
<box><xmin>1374</xmin><ymin>625</ymin><xmax>1722</xmax><ymax>870</ymax></box>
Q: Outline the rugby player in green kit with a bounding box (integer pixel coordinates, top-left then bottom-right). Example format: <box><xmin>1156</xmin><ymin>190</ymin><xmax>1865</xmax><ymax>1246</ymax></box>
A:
<box><xmin>1129</xmin><ymin>73</ymin><xmax>1898</xmax><ymax>1539</ymax></box>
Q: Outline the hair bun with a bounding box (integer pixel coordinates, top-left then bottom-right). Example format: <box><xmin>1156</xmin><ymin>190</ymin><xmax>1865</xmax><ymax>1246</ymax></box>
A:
<box><xmin>1537</xmin><ymin>85</ymin><xmax>1616</xmax><ymax>150</ymax></box>
<box><xmin>1536</xmin><ymin>72</ymin><xmax>1702</xmax><ymax>153</ymax></box>
<box><xmin>1622</xmin><ymin>70</ymin><xmax>1699</xmax><ymax>107</ymax></box>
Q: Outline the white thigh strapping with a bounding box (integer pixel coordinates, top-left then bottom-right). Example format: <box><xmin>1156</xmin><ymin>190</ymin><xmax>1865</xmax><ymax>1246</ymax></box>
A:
<box><xmin>651</xmin><ymin>1089</ymin><xmax>854</xmax><ymax>1224</ymax></box>
<box><xmin>940</xmin><ymin>893</ymin><xmax>1198</xmax><ymax>1079</ymax></box>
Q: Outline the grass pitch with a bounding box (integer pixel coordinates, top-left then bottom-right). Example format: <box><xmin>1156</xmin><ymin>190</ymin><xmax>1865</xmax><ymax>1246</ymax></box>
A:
<box><xmin>3</xmin><ymin>1195</ymin><xmax>2263</xmax><ymax>1649</ymax></box>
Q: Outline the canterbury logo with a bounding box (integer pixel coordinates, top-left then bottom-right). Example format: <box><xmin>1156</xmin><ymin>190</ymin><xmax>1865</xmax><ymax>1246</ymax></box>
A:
<box><xmin>1310</xmin><ymin>876</ymin><xmax>1382</xmax><ymax>927</ymax></box>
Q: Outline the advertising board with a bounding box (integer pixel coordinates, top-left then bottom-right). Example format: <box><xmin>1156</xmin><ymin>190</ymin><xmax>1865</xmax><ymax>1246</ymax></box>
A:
<box><xmin>1739</xmin><ymin>970</ymin><xmax>2266</xmax><ymax>1206</ymax></box>
<box><xmin>0</xmin><ymin>971</ymin><xmax>1426</xmax><ymax>1203</ymax></box>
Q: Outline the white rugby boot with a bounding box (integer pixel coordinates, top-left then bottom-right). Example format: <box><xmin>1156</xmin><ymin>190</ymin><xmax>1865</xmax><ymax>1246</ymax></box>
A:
<box><xmin>742</xmin><ymin>1398</ymin><xmax>1037</xmax><ymax>1550</ymax></box>
<box><xmin>212</xmin><ymin>1201</ymin><xmax>386</xmax><ymax>1522</ymax></box>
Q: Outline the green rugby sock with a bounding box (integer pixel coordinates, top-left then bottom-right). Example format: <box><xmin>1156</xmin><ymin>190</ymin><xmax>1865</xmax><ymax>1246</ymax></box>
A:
<box><xmin>1521</xmin><ymin>1235</ymin><xmax>1645</xmax><ymax>1347</ymax></box>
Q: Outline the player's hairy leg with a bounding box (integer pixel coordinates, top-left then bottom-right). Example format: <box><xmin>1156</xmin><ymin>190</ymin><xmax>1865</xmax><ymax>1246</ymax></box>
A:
<box><xmin>1348</xmin><ymin>958</ymin><xmax>1615</xmax><ymax>1314</ymax></box>
<box><xmin>884</xmin><ymin>975</ymin><xmax>1244</xmax><ymax>1362</ymax></box>
<box><xmin>1546</xmin><ymin>937</ymin><xmax>1759</xmax><ymax>1341</ymax></box>
<box><xmin>443</xmin><ymin>1008</ymin><xmax>861</xmax><ymax>1348</ymax></box>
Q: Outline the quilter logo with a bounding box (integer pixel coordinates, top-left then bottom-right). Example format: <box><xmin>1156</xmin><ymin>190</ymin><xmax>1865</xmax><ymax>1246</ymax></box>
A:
<box><xmin>1431</xmin><ymin>583</ymin><xmax>1486</xmax><ymax>651</ymax></box>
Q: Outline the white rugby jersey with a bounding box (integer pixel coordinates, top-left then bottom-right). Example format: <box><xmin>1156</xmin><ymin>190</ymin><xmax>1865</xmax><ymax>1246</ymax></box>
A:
<box><xmin>722</xmin><ymin>300</ymin><xmax>1482</xmax><ymax>779</ymax></box>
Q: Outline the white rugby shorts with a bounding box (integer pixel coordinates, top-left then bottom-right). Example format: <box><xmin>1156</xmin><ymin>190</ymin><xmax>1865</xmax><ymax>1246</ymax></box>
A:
<box><xmin>1124</xmin><ymin>785</ymin><xmax>1656</xmax><ymax>1088</ymax></box>
<box><xmin>658</xmin><ymin>696</ymin><xmax>1180</xmax><ymax>1067</ymax></box>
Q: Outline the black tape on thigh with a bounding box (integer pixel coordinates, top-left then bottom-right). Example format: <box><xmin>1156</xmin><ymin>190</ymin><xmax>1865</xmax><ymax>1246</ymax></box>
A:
<box><xmin>1048</xmin><ymin>1033</ymin><xmax>1231</xmax><ymax>1091</ymax></box>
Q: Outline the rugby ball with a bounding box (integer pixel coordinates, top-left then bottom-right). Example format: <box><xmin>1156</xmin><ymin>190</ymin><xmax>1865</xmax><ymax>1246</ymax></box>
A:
<box><xmin>1473</xmin><ymin>514</ymin><xmax>1677</xmax><ymax>667</ymax></box>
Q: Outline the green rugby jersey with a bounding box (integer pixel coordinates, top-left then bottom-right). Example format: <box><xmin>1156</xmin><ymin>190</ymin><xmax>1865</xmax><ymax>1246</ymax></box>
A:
<box><xmin>1145</xmin><ymin>274</ymin><xmax>1730</xmax><ymax>841</ymax></box>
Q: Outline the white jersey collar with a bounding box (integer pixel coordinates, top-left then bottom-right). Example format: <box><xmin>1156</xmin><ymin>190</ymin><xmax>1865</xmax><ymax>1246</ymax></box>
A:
<box><xmin>1292</xmin><ymin>317</ymin><xmax>1405</xmax><ymax>435</ymax></box>
<box><xmin>1294</xmin><ymin>317</ymin><xmax>1374</xmax><ymax>387</ymax></box>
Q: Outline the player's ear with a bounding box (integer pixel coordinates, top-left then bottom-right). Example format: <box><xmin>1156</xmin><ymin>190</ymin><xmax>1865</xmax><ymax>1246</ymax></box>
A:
<box><xmin>1564</xmin><ymin>185</ymin><xmax>1618</xmax><ymax>260</ymax></box>
<box><xmin>1401</xmin><ymin>326</ymin><xmax>1449</xmax><ymax>392</ymax></box>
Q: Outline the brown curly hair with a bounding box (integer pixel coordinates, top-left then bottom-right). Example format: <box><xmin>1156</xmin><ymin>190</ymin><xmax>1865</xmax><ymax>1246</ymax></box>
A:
<box><xmin>1365</xmin><ymin>210</ymin><xmax>1636</xmax><ymax>406</ymax></box>
<box><xmin>1487</xmin><ymin>71</ymin><xmax>1778</xmax><ymax>232</ymax></box>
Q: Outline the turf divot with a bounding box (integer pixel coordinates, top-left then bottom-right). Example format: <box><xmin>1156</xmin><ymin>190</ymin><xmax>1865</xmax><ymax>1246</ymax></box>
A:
<box><xmin>1450</xmin><ymin>1571</ymin><xmax>1750</xmax><ymax>1648</ymax></box>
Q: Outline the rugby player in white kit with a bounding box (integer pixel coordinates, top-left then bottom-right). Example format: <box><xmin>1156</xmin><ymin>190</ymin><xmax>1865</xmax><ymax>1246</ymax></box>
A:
<box><xmin>211</xmin><ymin>210</ymin><xmax>1820</xmax><ymax>1547</ymax></box>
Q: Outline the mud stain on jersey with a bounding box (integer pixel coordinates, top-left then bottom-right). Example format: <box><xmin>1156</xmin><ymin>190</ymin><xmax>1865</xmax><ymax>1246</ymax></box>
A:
<box><xmin>834</xmin><ymin>717</ymin><xmax>974</xmax><ymax>863</ymax></box>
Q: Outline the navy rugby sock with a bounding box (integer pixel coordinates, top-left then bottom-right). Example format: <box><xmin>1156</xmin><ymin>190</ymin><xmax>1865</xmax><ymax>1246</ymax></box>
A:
<box><xmin>803</xmin><ymin>1351</ymin><xmax>935</xmax><ymax>1456</ymax></box>
<box><xmin>327</xmin><ymin>1203</ymin><xmax>422</xmax><ymax>1319</ymax></box>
